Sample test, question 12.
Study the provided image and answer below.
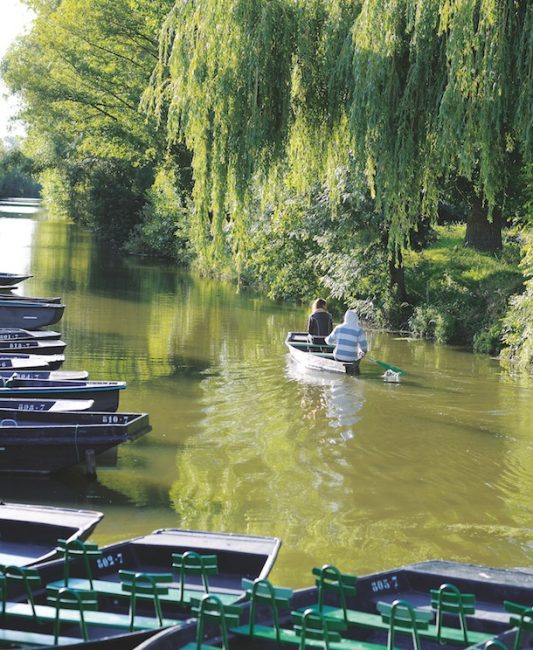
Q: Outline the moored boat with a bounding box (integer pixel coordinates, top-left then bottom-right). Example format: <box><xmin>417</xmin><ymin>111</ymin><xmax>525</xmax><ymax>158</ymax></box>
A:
<box><xmin>0</xmin><ymin>397</ymin><xmax>95</xmax><ymax>412</ymax></box>
<box><xmin>0</xmin><ymin>353</ymin><xmax>65</xmax><ymax>370</ymax></box>
<box><xmin>0</xmin><ymin>338</ymin><xmax>66</xmax><ymax>355</ymax></box>
<box><xmin>0</xmin><ymin>300</ymin><xmax>65</xmax><ymax>329</ymax></box>
<box><xmin>0</xmin><ymin>408</ymin><xmax>150</xmax><ymax>473</ymax></box>
<box><xmin>0</xmin><ymin>272</ymin><xmax>32</xmax><ymax>287</ymax></box>
<box><xmin>0</xmin><ymin>327</ymin><xmax>62</xmax><ymax>341</ymax></box>
<box><xmin>285</xmin><ymin>331</ymin><xmax>362</xmax><ymax>375</ymax></box>
<box><xmin>0</xmin><ymin>502</ymin><xmax>103</xmax><ymax>566</ymax></box>
<box><xmin>0</xmin><ymin>528</ymin><xmax>281</xmax><ymax>648</ymax></box>
<box><xmin>131</xmin><ymin>559</ymin><xmax>533</xmax><ymax>650</ymax></box>
<box><xmin>0</xmin><ymin>294</ymin><xmax>62</xmax><ymax>304</ymax></box>
<box><xmin>0</xmin><ymin>378</ymin><xmax>126</xmax><ymax>411</ymax></box>
<box><xmin>0</xmin><ymin>369</ymin><xmax>89</xmax><ymax>381</ymax></box>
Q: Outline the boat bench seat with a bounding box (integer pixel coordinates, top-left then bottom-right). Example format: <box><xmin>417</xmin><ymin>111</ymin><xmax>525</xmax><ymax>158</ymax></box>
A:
<box><xmin>46</xmin><ymin>577</ymin><xmax>241</xmax><ymax>607</ymax></box>
<box><xmin>306</xmin><ymin>605</ymin><xmax>495</xmax><ymax>645</ymax></box>
<box><xmin>232</xmin><ymin>617</ymin><xmax>386</xmax><ymax>650</ymax></box>
<box><xmin>0</xmin><ymin>628</ymin><xmax>82</xmax><ymax>647</ymax></box>
<box><xmin>4</xmin><ymin>601</ymin><xmax>183</xmax><ymax>631</ymax></box>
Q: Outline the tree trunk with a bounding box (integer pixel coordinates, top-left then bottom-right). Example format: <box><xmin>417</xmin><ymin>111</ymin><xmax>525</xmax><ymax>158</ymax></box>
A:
<box><xmin>389</xmin><ymin>252</ymin><xmax>408</xmax><ymax>304</ymax></box>
<box><xmin>464</xmin><ymin>196</ymin><xmax>502</xmax><ymax>252</ymax></box>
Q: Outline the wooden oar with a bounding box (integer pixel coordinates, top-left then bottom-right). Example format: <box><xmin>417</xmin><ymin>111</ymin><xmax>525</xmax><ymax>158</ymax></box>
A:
<box><xmin>366</xmin><ymin>355</ymin><xmax>405</xmax><ymax>375</ymax></box>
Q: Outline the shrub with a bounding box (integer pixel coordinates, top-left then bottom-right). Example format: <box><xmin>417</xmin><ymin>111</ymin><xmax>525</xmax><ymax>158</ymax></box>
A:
<box><xmin>125</xmin><ymin>167</ymin><xmax>192</xmax><ymax>263</ymax></box>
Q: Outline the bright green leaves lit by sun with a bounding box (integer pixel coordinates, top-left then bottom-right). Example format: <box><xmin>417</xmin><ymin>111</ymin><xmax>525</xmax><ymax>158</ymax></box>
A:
<box><xmin>2</xmin><ymin>0</ymin><xmax>531</xmax><ymax>371</ymax></box>
<box><xmin>145</xmin><ymin>0</ymin><xmax>532</xmax><ymax>261</ymax></box>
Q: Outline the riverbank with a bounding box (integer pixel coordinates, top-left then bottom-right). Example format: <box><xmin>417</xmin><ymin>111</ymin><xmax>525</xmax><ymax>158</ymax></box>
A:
<box><xmin>403</xmin><ymin>224</ymin><xmax>523</xmax><ymax>354</ymax></box>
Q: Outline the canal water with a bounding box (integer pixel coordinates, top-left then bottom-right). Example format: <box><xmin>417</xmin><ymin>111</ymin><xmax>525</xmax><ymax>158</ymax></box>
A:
<box><xmin>0</xmin><ymin>206</ymin><xmax>532</xmax><ymax>586</ymax></box>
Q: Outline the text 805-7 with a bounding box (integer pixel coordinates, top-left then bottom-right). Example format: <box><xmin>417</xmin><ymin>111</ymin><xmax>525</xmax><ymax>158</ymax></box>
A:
<box><xmin>370</xmin><ymin>575</ymin><xmax>399</xmax><ymax>592</ymax></box>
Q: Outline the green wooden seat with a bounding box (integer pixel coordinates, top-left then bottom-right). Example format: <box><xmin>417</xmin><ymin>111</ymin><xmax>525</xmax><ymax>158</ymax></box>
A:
<box><xmin>5</xmin><ymin>598</ymin><xmax>182</xmax><ymax>631</ymax></box>
<box><xmin>172</xmin><ymin>551</ymin><xmax>219</xmax><ymax>603</ymax></box>
<box><xmin>292</xmin><ymin>608</ymin><xmax>349</xmax><ymax>650</ymax></box>
<box><xmin>0</xmin><ymin>564</ymin><xmax>41</xmax><ymax>619</ymax></box>
<box><xmin>297</xmin><ymin>571</ymin><xmax>492</xmax><ymax>647</ymax></box>
<box><xmin>430</xmin><ymin>583</ymin><xmax>476</xmax><ymax>645</ymax></box>
<box><xmin>0</xmin><ymin>571</ymin><xmax>83</xmax><ymax>646</ymax></box>
<box><xmin>504</xmin><ymin>600</ymin><xmax>533</xmax><ymax>650</ymax></box>
<box><xmin>178</xmin><ymin>594</ymin><xmax>243</xmax><ymax>650</ymax></box>
<box><xmin>55</xmin><ymin>538</ymin><xmax>102</xmax><ymax>589</ymax></box>
<box><xmin>239</xmin><ymin>577</ymin><xmax>293</xmax><ymax>643</ymax></box>
<box><xmin>46</xmin><ymin>576</ymin><xmax>241</xmax><ymax>608</ymax></box>
<box><xmin>119</xmin><ymin>570</ymin><xmax>174</xmax><ymax>631</ymax></box>
<box><xmin>46</xmin><ymin>586</ymin><xmax>98</xmax><ymax>642</ymax></box>
<box><xmin>376</xmin><ymin>600</ymin><xmax>432</xmax><ymax>650</ymax></box>
<box><xmin>314</xmin><ymin>565</ymin><xmax>358</xmax><ymax>625</ymax></box>
<box><xmin>0</xmin><ymin>627</ymin><xmax>81</xmax><ymax>646</ymax></box>
<box><xmin>232</xmin><ymin>578</ymin><xmax>383</xmax><ymax>650</ymax></box>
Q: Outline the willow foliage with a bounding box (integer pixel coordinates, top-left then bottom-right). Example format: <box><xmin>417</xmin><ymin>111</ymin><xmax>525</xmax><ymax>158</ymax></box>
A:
<box><xmin>147</xmin><ymin>0</ymin><xmax>532</xmax><ymax>262</ymax></box>
<box><xmin>143</xmin><ymin>0</ymin><xmax>298</xmax><ymax>265</ymax></box>
<box><xmin>350</xmin><ymin>0</ymin><xmax>532</xmax><ymax>248</ymax></box>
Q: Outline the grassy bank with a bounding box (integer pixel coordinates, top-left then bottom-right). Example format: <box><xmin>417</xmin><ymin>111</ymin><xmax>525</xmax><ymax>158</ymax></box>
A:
<box><xmin>403</xmin><ymin>225</ymin><xmax>524</xmax><ymax>354</ymax></box>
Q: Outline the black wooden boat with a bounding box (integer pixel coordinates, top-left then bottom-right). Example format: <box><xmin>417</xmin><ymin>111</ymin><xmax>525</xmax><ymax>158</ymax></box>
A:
<box><xmin>0</xmin><ymin>369</ymin><xmax>89</xmax><ymax>381</ymax></box>
<box><xmin>130</xmin><ymin>560</ymin><xmax>533</xmax><ymax>650</ymax></box>
<box><xmin>0</xmin><ymin>273</ymin><xmax>32</xmax><ymax>287</ymax></box>
<box><xmin>0</xmin><ymin>528</ymin><xmax>281</xmax><ymax>648</ymax></box>
<box><xmin>0</xmin><ymin>353</ymin><xmax>65</xmax><ymax>370</ymax></box>
<box><xmin>0</xmin><ymin>338</ymin><xmax>66</xmax><ymax>355</ymax></box>
<box><xmin>0</xmin><ymin>397</ymin><xmax>95</xmax><ymax>412</ymax></box>
<box><xmin>0</xmin><ymin>328</ymin><xmax>62</xmax><ymax>341</ymax></box>
<box><xmin>0</xmin><ymin>300</ymin><xmax>65</xmax><ymax>329</ymax></box>
<box><xmin>0</xmin><ymin>409</ymin><xmax>150</xmax><ymax>473</ymax></box>
<box><xmin>0</xmin><ymin>378</ymin><xmax>126</xmax><ymax>411</ymax></box>
<box><xmin>0</xmin><ymin>294</ymin><xmax>62</xmax><ymax>304</ymax></box>
<box><xmin>0</xmin><ymin>502</ymin><xmax>103</xmax><ymax>566</ymax></box>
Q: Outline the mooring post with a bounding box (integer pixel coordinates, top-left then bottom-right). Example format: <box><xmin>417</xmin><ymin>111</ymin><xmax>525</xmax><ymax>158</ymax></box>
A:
<box><xmin>85</xmin><ymin>449</ymin><xmax>97</xmax><ymax>479</ymax></box>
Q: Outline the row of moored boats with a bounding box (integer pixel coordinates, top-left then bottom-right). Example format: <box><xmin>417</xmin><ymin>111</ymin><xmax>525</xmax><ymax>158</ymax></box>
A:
<box><xmin>0</xmin><ymin>271</ymin><xmax>150</xmax><ymax>474</ymax></box>
<box><xmin>0</xmin><ymin>500</ymin><xmax>531</xmax><ymax>649</ymax></box>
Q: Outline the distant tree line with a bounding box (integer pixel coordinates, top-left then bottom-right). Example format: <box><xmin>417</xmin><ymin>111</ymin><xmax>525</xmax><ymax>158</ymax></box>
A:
<box><xmin>0</xmin><ymin>140</ymin><xmax>41</xmax><ymax>197</ymax></box>
<box><xmin>1</xmin><ymin>0</ymin><xmax>531</xmax><ymax>372</ymax></box>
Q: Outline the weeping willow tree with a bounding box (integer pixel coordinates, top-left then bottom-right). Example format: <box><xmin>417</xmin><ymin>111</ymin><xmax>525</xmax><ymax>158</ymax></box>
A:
<box><xmin>143</xmin><ymin>0</ymin><xmax>299</xmax><ymax>271</ymax></box>
<box><xmin>146</xmin><ymin>0</ymin><xmax>532</xmax><ymax>272</ymax></box>
<box><xmin>349</xmin><ymin>0</ymin><xmax>532</xmax><ymax>252</ymax></box>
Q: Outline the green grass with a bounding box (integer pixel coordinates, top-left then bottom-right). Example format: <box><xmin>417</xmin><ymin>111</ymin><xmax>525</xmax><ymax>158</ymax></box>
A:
<box><xmin>403</xmin><ymin>225</ymin><xmax>523</xmax><ymax>350</ymax></box>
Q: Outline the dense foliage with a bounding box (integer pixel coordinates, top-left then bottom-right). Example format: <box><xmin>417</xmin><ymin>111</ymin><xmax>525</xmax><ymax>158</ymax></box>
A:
<box><xmin>0</xmin><ymin>141</ymin><xmax>40</xmax><ymax>197</ymax></box>
<box><xmin>2</xmin><ymin>0</ymin><xmax>532</xmax><ymax>372</ymax></box>
<box><xmin>501</xmin><ymin>171</ymin><xmax>533</xmax><ymax>374</ymax></box>
<box><xmin>2</xmin><ymin>0</ymin><xmax>188</xmax><ymax>246</ymax></box>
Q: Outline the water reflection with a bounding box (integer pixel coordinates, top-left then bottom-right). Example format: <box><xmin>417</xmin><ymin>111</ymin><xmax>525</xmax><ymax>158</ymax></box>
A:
<box><xmin>0</xmin><ymin>213</ymin><xmax>532</xmax><ymax>586</ymax></box>
<box><xmin>285</xmin><ymin>356</ymin><xmax>365</xmax><ymax>443</ymax></box>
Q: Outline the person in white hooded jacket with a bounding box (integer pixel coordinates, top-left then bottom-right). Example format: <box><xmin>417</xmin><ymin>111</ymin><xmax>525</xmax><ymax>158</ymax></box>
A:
<box><xmin>325</xmin><ymin>309</ymin><xmax>368</xmax><ymax>365</ymax></box>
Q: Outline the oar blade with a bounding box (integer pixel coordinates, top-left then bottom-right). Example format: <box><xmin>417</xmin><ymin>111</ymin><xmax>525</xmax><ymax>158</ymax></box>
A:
<box><xmin>368</xmin><ymin>356</ymin><xmax>405</xmax><ymax>375</ymax></box>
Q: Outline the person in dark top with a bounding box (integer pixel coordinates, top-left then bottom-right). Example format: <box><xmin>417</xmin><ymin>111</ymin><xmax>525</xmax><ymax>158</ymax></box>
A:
<box><xmin>307</xmin><ymin>298</ymin><xmax>333</xmax><ymax>344</ymax></box>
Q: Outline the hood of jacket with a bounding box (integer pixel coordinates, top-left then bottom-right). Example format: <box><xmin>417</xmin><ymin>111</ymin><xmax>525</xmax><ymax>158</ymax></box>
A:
<box><xmin>343</xmin><ymin>309</ymin><xmax>359</xmax><ymax>328</ymax></box>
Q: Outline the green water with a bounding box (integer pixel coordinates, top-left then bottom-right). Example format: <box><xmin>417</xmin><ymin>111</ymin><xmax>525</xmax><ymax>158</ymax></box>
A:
<box><xmin>0</xmin><ymin>209</ymin><xmax>532</xmax><ymax>587</ymax></box>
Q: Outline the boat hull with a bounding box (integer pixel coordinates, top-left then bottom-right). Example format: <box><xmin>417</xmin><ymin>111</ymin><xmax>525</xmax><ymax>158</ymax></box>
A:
<box><xmin>0</xmin><ymin>502</ymin><xmax>103</xmax><ymax>566</ymax></box>
<box><xmin>0</xmin><ymin>273</ymin><xmax>32</xmax><ymax>287</ymax></box>
<box><xmin>0</xmin><ymin>328</ymin><xmax>62</xmax><ymax>341</ymax></box>
<box><xmin>0</xmin><ymin>338</ymin><xmax>66</xmax><ymax>355</ymax></box>
<box><xmin>0</xmin><ymin>295</ymin><xmax>62</xmax><ymax>304</ymax></box>
<box><xmin>0</xmin><ymin>409</ymin><xmax>150</xmax><ymax>473</ymax></box>
<box><xmin>0</xmin><ymin>301</ymin><xmax>65</xmax><ymax>329</ymax></box>
<box><xmin>286</xmin><ymin>332</ymin><xmax>359</xmax><ymax>374</ymax></box>
<box><xmin>0</xmin><ymin>397</ymin><xmax>95</xmax><ymax>412</ymax></box>
<box><xmin>0</xmin><ymin>378</ymin><xmax>126</xmax><ymax>411</ymax></box>
<box><xmin>0</xmin><ymin>369</ymin><xmax>89</xmax><ymax>381</ymax></box>
<box><xmin>132</xmin><ymin>560</ymin><xmax>533</xmax><ymax>650</ymax></box>
<box><xmin>0</xmin><ymin>353</ymin><xmax>65</xmax><ymax>370</ymax></box>
<box><xmin>6</xmin><ymin>528</ymin><xmax>281</xmax><ymax>647</ymax></box>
